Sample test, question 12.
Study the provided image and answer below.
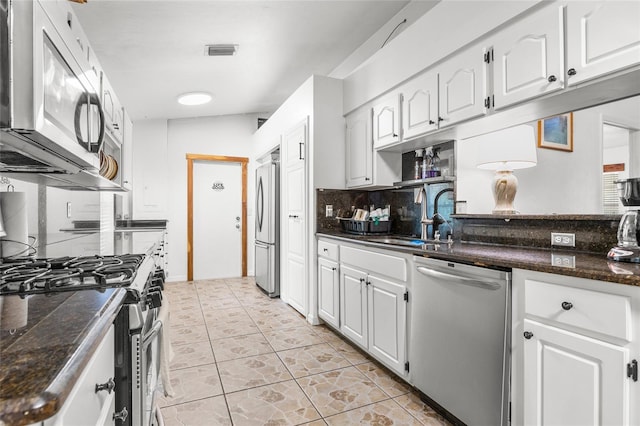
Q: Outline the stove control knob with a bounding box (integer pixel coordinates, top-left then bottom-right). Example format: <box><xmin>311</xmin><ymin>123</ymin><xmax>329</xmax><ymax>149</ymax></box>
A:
<box><xmin>95</xmin><ymin>377</ymin><xmax>115</xmax><ymax>394</ymax></box>
<box><xmin>113</xmin><ymin>407</ymin><xmax>128</xmax><ymax>423</ymax></box>
<box><xmin>146</xmin><ymin>291</ymin><xmax>163</xmax><ymax>309</ymax></box>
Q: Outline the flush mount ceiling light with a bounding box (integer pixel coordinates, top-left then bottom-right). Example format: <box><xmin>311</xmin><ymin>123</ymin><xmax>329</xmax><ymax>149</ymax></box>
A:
<box><xmin>205</xmin><ymin>44</ymin><xmax>238</xmax><ymax>56</ymax></box>
<box><xmin>177</xmin><ymin>92</ymin><xmax>212</xmax><ymax>106</ymax></box>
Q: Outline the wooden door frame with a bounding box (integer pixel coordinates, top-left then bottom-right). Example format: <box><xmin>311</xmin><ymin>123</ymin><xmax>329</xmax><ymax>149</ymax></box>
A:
<box><xmin>187</xmin><ymin>153</ymin><xmax>248</xmax><ymax>281</ymax></box>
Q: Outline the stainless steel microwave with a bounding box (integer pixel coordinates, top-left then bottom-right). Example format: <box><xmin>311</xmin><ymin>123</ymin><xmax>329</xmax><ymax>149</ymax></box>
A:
<box><xmin>0</xmin><ymin>0</ymin><xmax>119</xmax><ymax>190</ymax></box>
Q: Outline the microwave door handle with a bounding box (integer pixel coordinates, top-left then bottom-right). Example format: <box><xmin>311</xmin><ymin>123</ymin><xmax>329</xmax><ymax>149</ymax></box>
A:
<box><xmin>90</xmin><ymin>92</ymin><xmax>105</xmax><ymax>153</ymax></box>
<box><xmin>73</xmin><ymin>92</ymin><xmax>105</xmax><ymax>153</ymax></box>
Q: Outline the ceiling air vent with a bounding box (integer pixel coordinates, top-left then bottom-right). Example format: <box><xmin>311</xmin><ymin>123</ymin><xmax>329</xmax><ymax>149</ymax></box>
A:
<box><xmin>205</xmin><ymin>44</ymin><xmax>237</xmax><ymax>56</ymax></box>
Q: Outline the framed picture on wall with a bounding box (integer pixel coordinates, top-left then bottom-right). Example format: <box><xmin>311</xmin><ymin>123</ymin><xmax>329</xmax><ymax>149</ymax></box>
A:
<box><xmin>538</xmin><ymin>112</ymin><xmax>573</xmax><ymax>152</ymax></box>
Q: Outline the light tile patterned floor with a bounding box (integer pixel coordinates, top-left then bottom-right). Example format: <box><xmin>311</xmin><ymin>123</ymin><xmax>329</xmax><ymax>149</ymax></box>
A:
<box><xmin>160</xmin><ymin>277</ymin><xmax>451</xmax><ymax>426</ymax></box>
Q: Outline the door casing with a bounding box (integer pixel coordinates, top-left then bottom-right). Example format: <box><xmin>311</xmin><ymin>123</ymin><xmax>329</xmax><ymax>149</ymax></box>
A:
<box><xmin>186</xmin><ymin>153</ymin><xmax>248</xmax><ymax>281</ymax></box>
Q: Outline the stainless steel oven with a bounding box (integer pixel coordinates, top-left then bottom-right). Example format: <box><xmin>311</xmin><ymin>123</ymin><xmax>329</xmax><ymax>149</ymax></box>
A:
<box><xmin>114</xmin><ymin>254</ymin><xmax>166</xmax><ymax>426</ymax></box>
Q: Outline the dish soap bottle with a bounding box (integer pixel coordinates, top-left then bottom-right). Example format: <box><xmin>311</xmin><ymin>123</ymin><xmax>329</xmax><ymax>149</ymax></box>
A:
<box><xmin>422</xmin><ymin>147</ymin><xmax>432</xmax><ymax>179</ymax></box>
<box><xmin>414</xmin><ymin>149</ymin><xmax>423</xmax><ymax>180</ymax></box>
<box><xmin>431</xmin><ymin>149</ymin><xmax>441</xmax><ymax>177</ymax></box>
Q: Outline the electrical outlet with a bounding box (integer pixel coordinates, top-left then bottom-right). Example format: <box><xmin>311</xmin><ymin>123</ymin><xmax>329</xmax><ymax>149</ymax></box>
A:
<box><xmin>325</xmin><ymin>205</ymin><xmax>333</xmax><ymax>217</ymax></box>
<box><xmin>551</xmin><ymin>232</ymin><xmax>575</xmax><ymax>247</ymax></box>
<box><xmin>551</xmin><ymin>253</ymin><xmax>576</xmax><ymax>268</ymax></box>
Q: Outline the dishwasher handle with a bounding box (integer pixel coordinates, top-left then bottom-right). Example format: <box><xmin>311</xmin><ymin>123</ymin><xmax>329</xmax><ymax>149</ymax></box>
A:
<box><xmin>416</xmin><ymin>266</ymin><xmax>503</xmax><ymax>290</ymax></box>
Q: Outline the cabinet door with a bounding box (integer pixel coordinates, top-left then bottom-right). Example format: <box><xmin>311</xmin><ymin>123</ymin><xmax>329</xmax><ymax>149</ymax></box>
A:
<box><xmin>345</xmin><ymin>108</ymin><xmax>373</xmax><ymax>188</ymax></box>
<box><xmin>318</xmin><ymin>257</ymin><xmax>339</xmax><ymax>328</ymax></box>
<box><xmin>340</xmin><ymin>265</ymin><xmax>368</xmax><ymax>349</ymax></box>
<box><xmin>492</xmin><ymin>5</ymin><xmax>564</xmax><ymax>110</ymax></box>
<box><xmin>283</xmin><ymin>121</ymin><xmax>307</xmax><ymax>316</ymax></box>
<box><xmin>438</xmin><ymin>48</ymin><xmax>486</xmax><ymax>127</ymax></box>
<box><xmin>401</xmin><ymin>71</ymin><xmax>439</xmax><ymax>140</ymax></box>
<box><xmin>522</xmin><ymin>320</ymin><xmax>628</xmax><ymax>426</ymax></box>
<box><xmin>367</xmin><ymin>275</ymin><xmax>407</xmax><ymax>376</ymax></box>
<box><xmin>373</xmin><ymin>93</ymin><xmax>401</xmax><ymax>149</ymax></box>
<box><xmin>566</xmin><ymin>1</ymin><xmax>640</xmax><ymax>86</ymax></box>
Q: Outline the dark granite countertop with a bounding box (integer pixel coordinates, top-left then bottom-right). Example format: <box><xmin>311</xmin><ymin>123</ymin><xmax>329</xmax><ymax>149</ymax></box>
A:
<box><xmin>0</xmin><ymin>288</ymin><xmax>126</xmax><ymax>425</ymax></box>
<box><xmin>317</xmin><ymin>231</ymin><xmax>640</xmax><ymax>287</ymax></box>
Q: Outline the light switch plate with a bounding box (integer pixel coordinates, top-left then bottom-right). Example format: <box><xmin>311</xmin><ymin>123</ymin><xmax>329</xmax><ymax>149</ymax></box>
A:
<box><xmin>325</xmin><ymin>205</ymin><xmax>333</xmax><ymax>217</ymax></box>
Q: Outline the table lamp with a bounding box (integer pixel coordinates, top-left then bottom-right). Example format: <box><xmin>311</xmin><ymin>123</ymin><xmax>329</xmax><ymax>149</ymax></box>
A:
<box><xmin>475</xmin><ymin>125</ymin><xmax>537</xmax><ymax>214</ymax></box>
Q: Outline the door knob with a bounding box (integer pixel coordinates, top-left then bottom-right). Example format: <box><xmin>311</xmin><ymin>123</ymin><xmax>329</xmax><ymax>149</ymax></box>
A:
<box><xmin>236</xmin><ymin>216</ymin><xmax>240</xmax><ymax>221</ymax></box>
<box><xmin>235</xmin><ymin>224</ymin><xmax>240</xmax><ymax>229</ymax></box>
<box><xmin>561</xmin><ymin>301</ymin><xmax>573</xmax><ymax>310</ymax></box>
<box><xmin>567</xmin><ymin>68</ymin><xmax>577</xmax><ymax>76</ymax></box>
<box><xmin>547</xmin><ymin>75</ymin><xmax>557</xmax><ymax>82</ymax></box>
<box><xmin>523</xmin><ymin>331</ymin><xmax>534</xmax><ymax>340</ymax></box>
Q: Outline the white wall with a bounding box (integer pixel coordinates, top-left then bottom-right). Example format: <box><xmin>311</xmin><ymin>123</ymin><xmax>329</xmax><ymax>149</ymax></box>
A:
<box><xmin>166</xmin><ymin>114</ymin><xmax>259</xmax><ymax>282</ymax></box>
<box><xmin>132</xmin><ymin>119</ymin><xmax>169</xmax><ymax>220</ymax></box>
<box><xmin>457</xmin><ymin>98</ymin><xmax>640</xmax><ymax>214</ymax></box>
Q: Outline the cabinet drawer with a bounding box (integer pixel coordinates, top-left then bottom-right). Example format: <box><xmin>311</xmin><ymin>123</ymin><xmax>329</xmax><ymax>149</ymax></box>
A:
<box><xmin>525</xmin><ymin>280</ymin><xmax>631</xmax><ymax>341</ymax></box>
<box><xmin>341</xmin><ymin>246</ymin><xmax>407</xmax><ymax>282</ymax></box>
<box><xmin>318</xmin><ymin>240</ymin><xmax>339</xmax><ymax>262</ymax></box>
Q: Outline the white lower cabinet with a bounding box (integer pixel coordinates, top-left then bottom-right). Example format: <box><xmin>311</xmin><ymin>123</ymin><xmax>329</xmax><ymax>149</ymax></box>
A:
<box><xmin>318</xmin><ymin>256</ymin><xmax>340</xmax><ymax>329</ymax></box>
<box><xmin>338</xmin><ymin>245</ymin><xmax>409</xmax><ymax>377</ymax></box>
<box><xmin>366</xmin><ymin>274</ymin><xmax>407</xmax><ymax>375</ymax></box>
<box><xmin>44</xmin><ymin>325</ymin><xmax>116</xmax><ymax>426</ymax></box>
<box><xmin>512</xmin><ymin>269</ymin><xmax>639</xmax><ymax>426</ymax></box>
<box><xmin>522</xmin><ymin>319</ymin><xmax>628</xmax><ymax>426</ymax></box>
<box><xmin>316</xmin><ymin>238</ymin><xmax>409</xmax><ymax>377</ymax></box>
<box><xmin>340</xmin><ymin>265</ymin><xmax>369</xmax><ymax>348</ymax></box>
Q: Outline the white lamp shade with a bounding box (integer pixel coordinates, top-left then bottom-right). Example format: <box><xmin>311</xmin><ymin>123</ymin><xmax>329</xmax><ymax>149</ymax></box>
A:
<box><xmin>474</xmin><ymin>125</ymin><xmax>537</xmax><ymax>171</ymax></box>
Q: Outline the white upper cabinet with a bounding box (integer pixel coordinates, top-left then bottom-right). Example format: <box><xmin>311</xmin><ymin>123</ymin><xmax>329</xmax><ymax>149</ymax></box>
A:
<box><xmin>566</xmin><ymin>1</ymin><xmax>640</xmax><ymax>86</ymax></box>
<box><xmin>372</xmin><ymin>93</ymin><xmax>402</xmax><ymax>149</ymax></box>
<box><xmin>401</xmin><ymin>71</ymin><xmax>439</xmax><ymax>140</ymax></box>
<box><xmin>437</xmin><ymin>47</ymin><xmax>487</xmax><ymax>127</ymax></box>
<box><xmin>490</xmin><ymin>5</ymin><xmax>564</xmax><ymax>110</ymax></box>
<box><xmin>345</xmin><ymin>107</ymin><xmax>373</xmax><ymax>187</ymax></box>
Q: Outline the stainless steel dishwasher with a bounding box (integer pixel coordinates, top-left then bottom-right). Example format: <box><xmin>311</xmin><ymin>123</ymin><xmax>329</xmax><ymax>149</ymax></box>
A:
<box><xmin>411</xmin><ymin>257</ymin><xmax>511</xmax><ymax>426</ymax></box>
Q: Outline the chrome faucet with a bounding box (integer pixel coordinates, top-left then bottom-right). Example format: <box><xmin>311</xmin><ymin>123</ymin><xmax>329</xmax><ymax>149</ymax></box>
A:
<box><xmin>415</xmin><ymin>187</ymin><xmax>454</xmax><ymax>240</ymax></box>
<box><xmin>415</xmin><ymin>186</ymin><xmax>432</xmax><ymax>241</ymax></box>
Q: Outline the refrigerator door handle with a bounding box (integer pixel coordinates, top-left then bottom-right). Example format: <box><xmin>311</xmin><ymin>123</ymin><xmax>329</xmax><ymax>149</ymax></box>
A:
<box><xmin>257</xmin><ymin>176</ymin><xmax>264</xmax><ymax>232</ymax></box>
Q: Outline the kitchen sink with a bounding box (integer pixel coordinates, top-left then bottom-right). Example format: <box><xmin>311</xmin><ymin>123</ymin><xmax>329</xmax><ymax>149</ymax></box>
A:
<box><xmin>366</xmin><ymin>236</ymin><xmax>442</xmax><ymax>247</ymax></box>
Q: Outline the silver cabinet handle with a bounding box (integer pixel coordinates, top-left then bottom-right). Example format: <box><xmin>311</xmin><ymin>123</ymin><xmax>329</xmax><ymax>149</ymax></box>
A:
<box><xmin>416</xmin><ymin>266</ymin><xmax>502</xmax><ymax>290</ymax></box>
<box><xmin>95</xmin><ymin>378</ymin><xmax>115</xmax><ymax>394</ymax></box>
<box><xmin>113</xmin><ymin>407</ymin><xmax>128</xmax><ymax>423</ymax></box>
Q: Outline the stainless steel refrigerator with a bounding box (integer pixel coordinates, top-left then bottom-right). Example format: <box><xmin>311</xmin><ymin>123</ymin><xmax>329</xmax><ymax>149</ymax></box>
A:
<box><xmin>255</xmin><ymin>156</ymin><xmax>279</xmax><ymax>297</ymax></box>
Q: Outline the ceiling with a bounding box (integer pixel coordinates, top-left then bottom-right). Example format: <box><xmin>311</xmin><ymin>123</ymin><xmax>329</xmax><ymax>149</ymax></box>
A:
<box><xmin>71</xmin><ymin>0</ymin><xmax>413</xmax><ymax>121</ymax></box>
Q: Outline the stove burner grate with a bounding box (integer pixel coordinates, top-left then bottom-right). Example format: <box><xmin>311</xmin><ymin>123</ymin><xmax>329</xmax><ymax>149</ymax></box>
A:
<box><xmin>0</xmin><ymin>254</ymin><xmax>146</xmax><ymax>296</ymax></box>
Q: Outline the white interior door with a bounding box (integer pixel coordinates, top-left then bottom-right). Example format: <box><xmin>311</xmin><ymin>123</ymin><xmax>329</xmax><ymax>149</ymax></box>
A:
<box><xmin>193</xmin><ymin>160</ymin><xmax>242</xmax><ymax>280</ymax></box>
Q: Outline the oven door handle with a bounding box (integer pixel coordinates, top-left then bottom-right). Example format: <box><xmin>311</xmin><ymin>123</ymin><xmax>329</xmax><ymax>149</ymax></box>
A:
<box><xmin>142</xmin><ymin>320</ymin><xmax>163</xmax><ymax>350</ymax></box>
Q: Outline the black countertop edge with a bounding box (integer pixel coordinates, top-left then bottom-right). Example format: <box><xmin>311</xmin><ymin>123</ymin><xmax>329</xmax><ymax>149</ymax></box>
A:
<box><xmin>316</xmin><ymin>232</ymin><xmax>640</xmax><ymax>287</ymax></box>
<box><xmin>0</xmin><ymin>289</ymin><xmax>127</xmax><ymax>426</ymax></box>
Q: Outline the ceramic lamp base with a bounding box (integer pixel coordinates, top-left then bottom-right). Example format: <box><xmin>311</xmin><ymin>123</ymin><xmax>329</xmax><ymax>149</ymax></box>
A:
<box><xmin>492</xmin><ymin>170</ymin><xmax>518</xmax><ymax>214</ymax></box>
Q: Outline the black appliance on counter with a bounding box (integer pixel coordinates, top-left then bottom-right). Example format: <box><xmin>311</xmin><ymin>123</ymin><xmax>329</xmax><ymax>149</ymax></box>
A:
<box><xmin>0</xmin><ymin>249</ymin><xmax>167</xmax><ymax>426</ymax></box>
<box><xmin>608</xmin><ymin>178</ymin><xmax>640</xmax><ymax>263</ymax></box>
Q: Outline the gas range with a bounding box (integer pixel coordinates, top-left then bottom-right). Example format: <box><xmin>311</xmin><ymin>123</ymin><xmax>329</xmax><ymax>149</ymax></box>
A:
<box><xmin>0</xmin><ymin>254</ymin><xmax>147</xmax><ymax>297</ymax></box>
